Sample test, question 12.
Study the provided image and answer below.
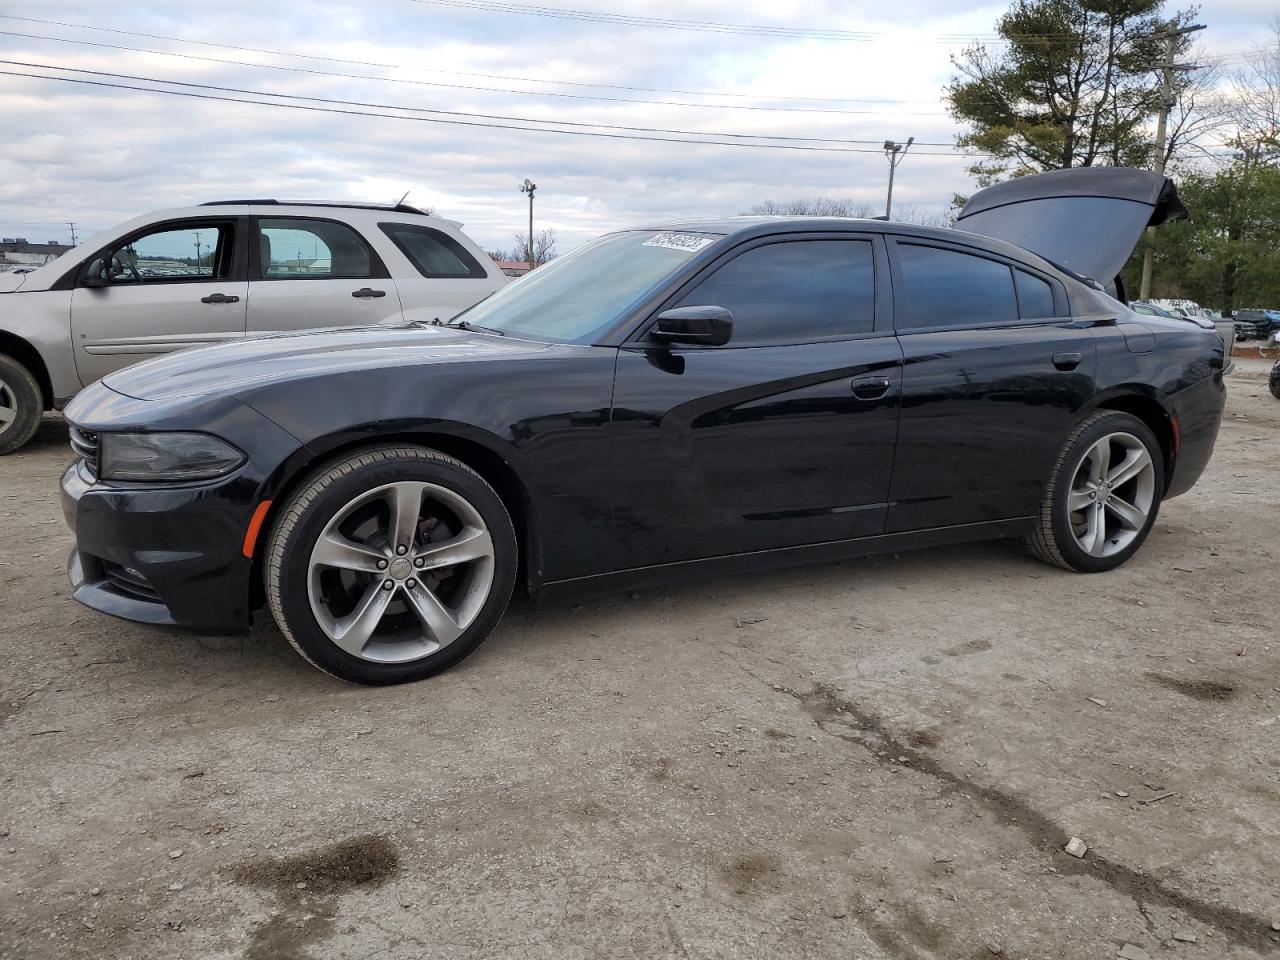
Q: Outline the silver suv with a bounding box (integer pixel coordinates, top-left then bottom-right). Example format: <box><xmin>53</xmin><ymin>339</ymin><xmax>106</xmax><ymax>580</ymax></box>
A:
<box><xmin>0</xmin><ymin>200</ymin><xmax>507</xmax><ymax>453</ymax></box>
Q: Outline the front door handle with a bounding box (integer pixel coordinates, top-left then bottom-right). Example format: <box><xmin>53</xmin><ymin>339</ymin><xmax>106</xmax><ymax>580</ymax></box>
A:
<box><xmin>850</xmin><ymin>376</ymin><xmax>892</xmax><ymax>400</ymax></box>
<box><xmin>1052</xmin><ymin>351</ymin><xmax>1083</xmax><ymax>371</ymax></box>
<box><xmin>200</xmin><ymin>293</ymin><xmax>240</xmax><ymax>304</ymax></box>
<box><xmin>352</xmin><ymin>287</ymin><xmax>387</xmax><ymax>299</ymax></box>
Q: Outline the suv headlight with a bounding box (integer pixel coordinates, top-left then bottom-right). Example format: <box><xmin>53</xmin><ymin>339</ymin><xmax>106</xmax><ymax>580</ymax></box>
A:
<box><xmin>99</xmin><ymin>432</ymin><xmax>246</xmax><ymax>482</ymax></box>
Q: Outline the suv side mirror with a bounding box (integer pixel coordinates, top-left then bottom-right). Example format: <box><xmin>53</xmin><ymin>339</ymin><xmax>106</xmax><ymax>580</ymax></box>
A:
<box><xmin>651</xmin><ymin>305</ymin><xmax>733</xmax><ymax>347</ymax></box>
<box><xmin>80</xmin><ymin>257</ymin><xmax>109</xmax><ymax>288</ymax></box>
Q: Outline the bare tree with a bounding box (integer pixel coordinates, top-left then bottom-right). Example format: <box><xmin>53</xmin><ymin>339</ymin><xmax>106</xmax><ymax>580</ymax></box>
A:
<box><xmin>511</xmin><ymin>228</ymin><xmax>558</xmax><ymax>267</ymax></box>
<box><xmin>741</xmin><ymin>198</ymin><xmax>878</xmax><ymax>217</ymax></box>
<box><xmin>1227</xmin><ymin>18</ymin><xmax>1280</xmax><ymax>166</ymax></box>
<box><xmin>889</xmin><ymin>203</ymin><xmax>956</xmax><ymax>227</ymax></box>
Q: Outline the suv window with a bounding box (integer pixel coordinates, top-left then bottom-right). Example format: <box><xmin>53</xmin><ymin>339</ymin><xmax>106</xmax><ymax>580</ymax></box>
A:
<box><xmin>107</xmin><ymin>222</ymin><xmax>233</xmax><ymax>283</ymax></box>
<box><xmin>1015</xmin><ymin>269</ymin><xmax>1057</xmax><ymax>319</ymax></box>
<box><xmin>674</xmin><ymin>239</ymin><xmax>875</xmax><ymax>345</ymax></box>
<box><xmin>897</xmin><ymin>244</ymin><xmax>1017</xmax><ymax>329</ymax></box>
<box><xmin>256</xmin><ymin>218</ymin><xmax>375</xmax><ymax>280</ymax></box>
<box><xmin>379</xmin><ymin>222</ymin><xmax>486</xmax><ymax>279</ymax></box>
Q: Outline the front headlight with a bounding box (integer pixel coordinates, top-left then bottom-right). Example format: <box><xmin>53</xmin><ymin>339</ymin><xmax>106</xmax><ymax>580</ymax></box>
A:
<box><xmin>99</xmin><ymin>432</ymin><xmax>246</xmax><ymax>482</ymax></box>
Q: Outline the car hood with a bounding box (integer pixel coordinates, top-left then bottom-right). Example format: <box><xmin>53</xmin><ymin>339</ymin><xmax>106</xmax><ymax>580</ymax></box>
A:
<box><xmin>955</xmin><ymin>167</ymin><xmax>1187</xmax><ymax>283</ymax></box>
<box><xmin>103</xmin><ymin>324</ymin><xmax>558</xmax><ymax>401</ymax></box>
<box><xmin>0</xmin><ymin>273</ymin><xmax>26</xmax><ymax>293</ymax></box>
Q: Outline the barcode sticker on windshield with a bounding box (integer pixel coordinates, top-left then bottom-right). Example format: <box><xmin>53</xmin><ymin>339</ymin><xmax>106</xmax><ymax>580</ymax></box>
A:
<box><xmin>642</xmin><ymin>233</ymin><xmax>717</xmax><ymax>253</ymax></box>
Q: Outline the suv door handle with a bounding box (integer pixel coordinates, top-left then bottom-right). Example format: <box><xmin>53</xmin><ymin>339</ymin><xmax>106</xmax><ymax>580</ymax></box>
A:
<box><xmin>1052</xmin><ymin>351</ymin><xmax>1083</xmax><ymax>371</ymax></box>
<box><xmin>200</xmin><ymin>293</ymin><xmax>240</xmax><ymax>304</ymax></box>
<box><xmin>850</xmin><ymin>376</ymin><xmax>892</xmax><ymax>400</ymax></box>
<box><xmin>352</xmin><ymin>287</ymin><xmax>387</xmax><ymax>299</ymax></box>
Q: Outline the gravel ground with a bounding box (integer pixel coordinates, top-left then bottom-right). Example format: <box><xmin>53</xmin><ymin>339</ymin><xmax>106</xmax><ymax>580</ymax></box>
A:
<box><xmin>1</xmin><ymin>374</ymin><xmax>1278</xmax><ymax>960</ymax></box>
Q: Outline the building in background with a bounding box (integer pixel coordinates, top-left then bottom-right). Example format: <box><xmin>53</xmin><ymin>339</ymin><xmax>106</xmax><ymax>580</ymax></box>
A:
<box><xmin>0</xmin><ymin>238</ymin><xmax>72</xmax><ymax>273</ymax></box>
<box><xmin>494</xmin><ymin>259</ymin><xmax>532</xmax><ymax>278</ymax></box>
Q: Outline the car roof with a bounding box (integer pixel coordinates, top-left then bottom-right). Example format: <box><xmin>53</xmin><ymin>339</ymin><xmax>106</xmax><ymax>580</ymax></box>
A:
<box><xmin>633</xmin><ymin>216</ymin><xmax>1066</xmax><ymax>275</ymax></box>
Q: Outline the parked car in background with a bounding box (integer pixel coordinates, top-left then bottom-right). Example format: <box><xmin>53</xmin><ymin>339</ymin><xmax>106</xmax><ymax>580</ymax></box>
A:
<box><xmin>1130</xmin><ymin>300</ymin><xmax>1176</xmax><ymax>318</ymax></box>
<box><xmin>1150</xmin><ymin>299</ymin><xmax>1233</xmax><ymax>353</ymax></box>
<box><xmin>1234</xmin><ymin>316</ymin><xmax>1260</xmax><ymax>341</ymax></box>
<box><xmin>60</xmin><ymin>167</ymin><xmax>1226</xmax><ymax>685</ymax></box>
<box><xmin>1234</xmin><ymin>308</ymin><xmax>1280</xmax><ymax>341</ymax></box>
<box><xmin>0</xmin><ymin>201</ymin><xmax>506</xmax><ymax>454</ymax></box>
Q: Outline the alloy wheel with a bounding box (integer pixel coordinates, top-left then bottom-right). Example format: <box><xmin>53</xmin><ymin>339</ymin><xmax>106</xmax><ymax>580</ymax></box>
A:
<box><xmin>1066</xmin><ymin>431</ymin><xmax>1156</xmax><ymax>558</ymax></box>
<box><xmin>306</xmin><ymin>481</ymin><xmax>495</xmax><ymax>663</ymax></box>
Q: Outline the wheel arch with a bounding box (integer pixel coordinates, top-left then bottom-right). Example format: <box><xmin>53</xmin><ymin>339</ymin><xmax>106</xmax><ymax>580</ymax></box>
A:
<box><xmin>1083</xmin><ymin>389</ymin><xmax>1175</xmax><ymax>491</ymax></box>
<box><xmin>248</xmin><ymin>427</ymin><xmax>539</xmax><ymax>611</ymax></box>
<box><xmin>0</xmin><ymin>330</ymin><xmax>54</xmax><ymax>409</ymax></box>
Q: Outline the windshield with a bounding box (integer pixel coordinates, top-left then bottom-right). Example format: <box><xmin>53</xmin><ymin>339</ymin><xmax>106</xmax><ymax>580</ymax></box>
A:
<box><xmin>453</xmin><ymin>230</ymin><xmax>722</xmax><ymax>343</ymax></box>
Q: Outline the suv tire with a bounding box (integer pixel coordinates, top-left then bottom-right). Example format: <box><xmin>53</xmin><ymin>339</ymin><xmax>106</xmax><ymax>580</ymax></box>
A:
<box><xmin>0</xmin><ymin>354</ymin><xmax>43</xmax><ymax>455</ymax></box>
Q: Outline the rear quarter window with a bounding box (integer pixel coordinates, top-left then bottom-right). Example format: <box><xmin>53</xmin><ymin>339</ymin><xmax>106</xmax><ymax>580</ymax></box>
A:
<box><xmin>378</xmin><ymin>223</ymin><xmax>487</xmax><ymax>279</ymax></box>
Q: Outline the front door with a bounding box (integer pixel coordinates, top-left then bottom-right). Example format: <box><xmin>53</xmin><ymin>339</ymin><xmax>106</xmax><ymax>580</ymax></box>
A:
<box><xmin>885</xmin><ymin>238</ymin><xmax>1097</xmax><ymax>532</ymax></box>
<box><xmin>246</xmin><ymin>217</ymin><xmax>404</xmax><ymax>334</ymax></box>
<box><xmin>70</xmin><ymin>219</ymin><xmax>247</xmax><ymax>385</ymax></box>
<box><xmin>608</xmin><ymin>234</ymin><xmax>902</xmax><ymax>571</ymax></box>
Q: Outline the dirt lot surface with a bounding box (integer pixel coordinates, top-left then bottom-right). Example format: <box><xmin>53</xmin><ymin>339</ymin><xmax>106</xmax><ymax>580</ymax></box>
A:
<box><xmin>2</xmin><ymin>376</ymin><xmax>1278</xmax><ymax>960</ymax></box>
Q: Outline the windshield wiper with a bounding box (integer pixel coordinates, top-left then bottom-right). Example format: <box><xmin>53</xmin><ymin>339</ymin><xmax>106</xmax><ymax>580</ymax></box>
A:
<box><xmin>419</xmin><ymin>317</ymin><xmax>506</xmax><ymax>336</ymax></box>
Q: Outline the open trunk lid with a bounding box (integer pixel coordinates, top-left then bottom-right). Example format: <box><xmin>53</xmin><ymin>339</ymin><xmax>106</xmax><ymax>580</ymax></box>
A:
<box><xmin>955</xmin><ymin>167</ymin><xmax>1187</xmax><ymax>285</ymax></box>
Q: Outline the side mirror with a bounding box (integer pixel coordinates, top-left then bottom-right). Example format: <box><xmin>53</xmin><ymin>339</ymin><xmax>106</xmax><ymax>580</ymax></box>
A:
<box><xmin>651</xmin><ymin>305</ymin><xmax>733</xmax><ymax>347</ymax></box>
<box><xmin>80</xmin><ymin>258</ymin><xmax>109</xmax><ymax>288</ymax></box>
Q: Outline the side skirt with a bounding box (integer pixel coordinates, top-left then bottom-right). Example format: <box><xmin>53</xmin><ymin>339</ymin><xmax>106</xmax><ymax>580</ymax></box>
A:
<box><xmin>535</xmin><ymin>516</ymin><xmax>1035</xmax><ymax>604</ymax></box>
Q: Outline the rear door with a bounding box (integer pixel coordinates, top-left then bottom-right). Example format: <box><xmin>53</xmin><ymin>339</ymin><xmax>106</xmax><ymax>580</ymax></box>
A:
<box><xmin>886</xmin><ymin>238</ymin><xmax>1096</xmax><ymax>533</ymax></box>
<box><xmin>69</xmin><ymin>217</ymin><xmax>247</xmax><ymax>386</ymax></box>
<box><xmin>608</xmin><ymin>233</ymin><xmax>903</xmax><ymax>569</ymax></box>
<box><xmin>245</xmin><ymin>216</ymin><xmax>404</xmax><ymax>335</ymax></box>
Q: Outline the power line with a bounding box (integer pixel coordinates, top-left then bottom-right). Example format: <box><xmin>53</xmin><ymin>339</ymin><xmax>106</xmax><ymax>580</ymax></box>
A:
<box><xmin>0</xmin><ymin>64</ymin><xmax>994</xmax><ymax>157</ymax></box>
<box><xmin>0</xmin><ymin>15</ymin><xmax>928</xmax><ymax>101</ymax></box>
<box><xmin>0</xmin><ymin>25</ymin><xmax>953</xmax><ymax>115</ymax></box>
<box><xmin>407</xmin><ymin>0</ymin><xmax>884</xmax><ymax>40</ymax></box>
<box><xmin>0</xmin><ymin>58</ymin><xmax>977</xmax><ymax>147</ymax></box>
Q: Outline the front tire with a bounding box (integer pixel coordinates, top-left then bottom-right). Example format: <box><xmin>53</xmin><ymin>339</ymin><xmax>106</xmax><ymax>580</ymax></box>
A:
<box><xmin>1025</xmin><ymin>411</ymin><xmax>1165</xmax><ymax>572</ymax></box>
<box><xmin>0</xmin><ymin>354</ymin><xmax>43</xmax><ymax>455</ymax></box>
<box><xmin>265</xmin><ymin>445</ymin><xmax>517</xmax><ymax>684</ymax></box>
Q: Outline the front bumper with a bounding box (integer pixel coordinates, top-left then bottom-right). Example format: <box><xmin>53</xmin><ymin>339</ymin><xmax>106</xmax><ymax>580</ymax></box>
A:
<box><xmin>61</xmin><ymin>459</ymin><xmax>256</xmax><ymax>633</ymax></box>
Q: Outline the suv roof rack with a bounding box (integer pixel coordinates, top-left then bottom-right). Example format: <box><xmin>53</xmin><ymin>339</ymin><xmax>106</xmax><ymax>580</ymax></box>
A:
<box><xmin>200</xmin><ymin>199</ymin><xmax>430</xmax><ymax>215</ymax></box>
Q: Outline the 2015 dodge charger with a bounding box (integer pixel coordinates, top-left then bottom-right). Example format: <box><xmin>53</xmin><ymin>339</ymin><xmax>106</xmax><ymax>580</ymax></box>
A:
<box><xmin>60</xmin><ymin>168</ymin><xmax>1225</xmax><ymax>684</ymax></box>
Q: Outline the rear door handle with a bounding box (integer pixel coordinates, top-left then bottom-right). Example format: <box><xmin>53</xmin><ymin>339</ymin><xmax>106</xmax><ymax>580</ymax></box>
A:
<box><xmin>1052</xmin><ymin>351</ymin><xmax>1083</xmax><ymax>371</ymax></box>
<box><xmin>850</xmin><ymin>376</ymin><xmax>892</xmax><ymax>400</ymax></box>
<box><xmin>352</xmin><ymin>287</ymin><xmax>387</xmax><ymax>299</ymax></box>
<box><xmin>200</xmin><ymin>293</ymin><xmax>240</xmax><ymax>304</ymax></box>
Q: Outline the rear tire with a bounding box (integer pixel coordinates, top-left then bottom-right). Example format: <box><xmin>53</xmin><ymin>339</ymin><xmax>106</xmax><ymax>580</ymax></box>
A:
<box><xmin>1025</xmin><ymin>411</ymin><xmax>1164</xmax><ymax>573</ymax></box>
<box><xmin>265</xmin><ymin>445</ymin><xmax>517</xmax><ymax>684</ymax></box>
<box><xmin>1269</xmin><ymin>376</ymin><xmax>1280</xmax><ymax>401</ymax></box>
<box><xmin>0</xmin><ymin>354</ymin><xmax>43</xmax><ymax>455</ymax></box>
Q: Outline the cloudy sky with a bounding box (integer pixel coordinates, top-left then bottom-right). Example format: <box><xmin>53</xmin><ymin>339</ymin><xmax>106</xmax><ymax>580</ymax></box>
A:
<box><xmin>0</xmin><ymin>0</ymin><xmax>1272</xmax><ymax>254</ymax></box>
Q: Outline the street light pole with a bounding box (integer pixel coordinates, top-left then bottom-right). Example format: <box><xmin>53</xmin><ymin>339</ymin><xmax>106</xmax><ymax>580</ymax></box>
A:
<box><xmin>883</xmin><ymin>137</ymin><xmax>914</xmax><ymax>219</ymax></box>
<box><xmin>1138</xmin><ymin>21</ymin><xmax>1205</xmax><ymax>301</ymax></box>
<box><xmin>520</xmin><ymin>178</ymin><xmax>537</xmax><ymax>267</ymax></box>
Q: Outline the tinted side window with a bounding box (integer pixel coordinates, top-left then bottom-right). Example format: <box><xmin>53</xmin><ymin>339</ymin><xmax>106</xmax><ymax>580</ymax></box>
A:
<box><xmin>897</xmin><ymin>244</ymin><xmax>1017</xmax><ymax>329</ymax></box>
<box><xmin>675</xmin><ymin>240</ymin><xmax>875</xmax><ymax>345</ymax></box>
<box><xmin>1015</xmin><ymin>269</ymin><xmax>1056</xmax><ymax>319</ymax></box>
<box><xmin>379</xmin><ymin>222</ymin><xmax>485</xmax><ymax>279</ymax></box>
<box><xmin>256</xmin><ymin>218</ymin><xmax>374</xmax><ymax>279</ymax></box>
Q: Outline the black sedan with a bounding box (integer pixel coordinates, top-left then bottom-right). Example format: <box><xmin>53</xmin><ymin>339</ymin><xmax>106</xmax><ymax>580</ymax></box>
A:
<box><xmin>61</xmin><ymin>168</ymin><xmax>1226</xmax><ymax>684</ymax></box>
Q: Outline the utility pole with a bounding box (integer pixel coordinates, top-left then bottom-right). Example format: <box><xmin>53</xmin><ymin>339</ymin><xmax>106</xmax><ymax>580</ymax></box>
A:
<box><xmin>194</xmin><ymin>232</ymin><xmax>203</xmax><ymax>269</ymax></box>
<box><xmin>1138</xmin><ymin>21</ymin><xmax>1205</xmax><ymax>301</ymax></box>
<box><xmin>66</xmin><ymin>221</ymin><xmax>77</xmax><ymax>246</ymax></box>
<box><xmin>882</xmin><ymin>138</ymin><xmax>913</xmax><ymax>219</ymax></box>
<box><xmin>520</xmin><ymin>178</ymin><xmax>537</xmax><ymax>267</ymax></box>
